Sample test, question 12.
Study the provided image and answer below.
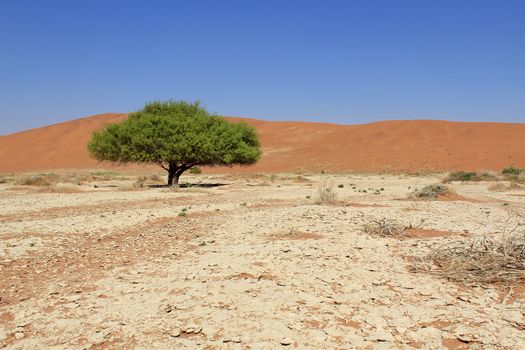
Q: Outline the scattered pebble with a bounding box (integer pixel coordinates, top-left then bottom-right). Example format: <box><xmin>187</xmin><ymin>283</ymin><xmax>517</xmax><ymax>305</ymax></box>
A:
<box><xmin>280</xmin><ymin>337</ymin><xmax>292</xmax><ymax>346</ymax></box>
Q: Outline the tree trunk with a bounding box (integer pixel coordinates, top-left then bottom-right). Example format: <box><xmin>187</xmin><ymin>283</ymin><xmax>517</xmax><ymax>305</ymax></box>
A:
<box><xmin>173</xmin><ymin>167</ymin><xmax>185</xmax><ymax>187</ymax></box>
<box><xmin>167</xmin><ymin>162</ymin><xmax>187</xmax><ymax>187</ymax></box>
<box><xmin>167</xmin><ymin>171</ymin><xmax>176</xmax><ymax>186</ymax></box>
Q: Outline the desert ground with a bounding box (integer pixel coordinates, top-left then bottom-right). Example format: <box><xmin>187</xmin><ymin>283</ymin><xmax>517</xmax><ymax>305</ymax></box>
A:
<box><xmin>1</xmin><ymin>171</ymin><xmax>524</xmax><ymax>349</ymax></box>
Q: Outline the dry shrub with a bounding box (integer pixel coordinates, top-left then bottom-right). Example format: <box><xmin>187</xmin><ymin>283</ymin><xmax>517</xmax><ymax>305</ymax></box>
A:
<box><xmin>16</xmin><ymin>175</ymin><xmax>56</xmax><ymax>187</ymax></box>
<box><xmin>314</xmin><ymin>178</ymin><xmax>337</xmax><ymax>204</ymax></box>
<box><xmin>133</xmin><ymin>176</ymin><xmax>147</xmax><ymax>188</ymax></box>
<box><xmin>35</xmin><ymin>185</ymin><xmax>83</xmax><ymax>193</ymax></box>
<box><xmin>14</xmin><ymin>172</ymin><xmax>126</xmax><ymax>187</ymax></box>
<box><xmin>488</xmin><ymin>182</ymin><xmax>522</xmax><ymax>192</ymax></box>
<box><xmin>508</xmin><ymin>182</ymin><xmax>523</xmax><ymax>190</ymax></box>
<box><xmin>410</xmin><ymin>184</ymin><xmax>450</xmax><ymax>200</ymax></box>
<box><xmin>363</xmin><ymin>218</ymin><xmax>406</xmax><ymax>237</ymax></box>
<box><xmin>278</xmin><ymin>175</ymin><xmax>311</xmax><ymax>183</ymax></box>
<box><xmin>412</xmin><ymin>218</ymin><xmax>525</xmax><ymax>284</ymax></box>
<box><xmin>488</xmin><ymin>183</ymin><xmax>507</xmax><ymax>192</ymax></box>
<box><xmin>149</xmin><ymin>174</ymin><xmax>162</xmax><ymax>181</ymax></box>
<box><xmin>512</xmin><ymin>173</ymin><xmax>525</xmax><ymax>184</ymax></box>
<box><xmin>293</xmin><ymin>175</ymin><xmax>311</xmax><ymax>183</ymax></box>
<box><xmin>0</xmin><ymin>176</ymin><xmax>8</xmax><ymax>184</ymax></box>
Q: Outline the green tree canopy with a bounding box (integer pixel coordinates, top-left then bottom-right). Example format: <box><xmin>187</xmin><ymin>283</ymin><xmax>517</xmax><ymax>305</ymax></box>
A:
<box><xmin>88</xmin><ymin>100</ymin><xmax>261</xmax><ymax>186</ymax></box>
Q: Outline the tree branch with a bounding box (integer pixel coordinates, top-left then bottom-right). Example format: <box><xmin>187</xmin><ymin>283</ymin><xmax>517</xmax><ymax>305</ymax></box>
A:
<box><xmin>156</xmin><ymin>160</ymin><xmax>169</xmax><ymax>171</ymax></box>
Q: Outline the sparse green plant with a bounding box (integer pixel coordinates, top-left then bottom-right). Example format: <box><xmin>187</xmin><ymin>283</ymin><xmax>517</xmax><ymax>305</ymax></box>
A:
<box><xmin>178</xmin><ymin>207</ymin><xmax>188</xmax><ymax>217</ymax></box>
<box><xmin>338</xmin><ymin>184</ymin><xmax>344</xmax><ymax>188</ymax></box>
<box><xmin>240</xmin><ymin>202</ymin><xmax>247</xmax><ymax>206</ymax></box>
<box><xmin>502</xmin><ymin>166</ymin><xmax>525</xmax><ymax>184</ymax></box>
<box><xmin>314</xmin><ymin>178</ymin><xmax>337</xmax><ymax>204</ymax></box>
<box><xmin>306</xmin><ymin>195</ymin><xmax>311</xmax><ymax>199</ymax></box>
<box><xmin>189</xmin><ymin>167</ymin><xmax>202</xmax><ymax>174</ymax></box>
<box><xmin>443</xmin><ymin>171</ymin><xmax>498</xmax><ymax>183</ymax></box>
<box><xmin>410</xmin><ymin>184</ymin><xmax>450</xmax><ymax>200</ymax></box>
<box><xmin>502</xmin><ymin>166</ymin><xmax>524</xmax><ymax>175</ymax></box>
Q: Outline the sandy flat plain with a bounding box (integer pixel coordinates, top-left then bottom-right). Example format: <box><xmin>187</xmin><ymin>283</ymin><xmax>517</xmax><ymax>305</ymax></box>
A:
<box><xmin>0</xmin><ymin>173</ymin><xmax>524</xmax><ymax>349</ymax></box>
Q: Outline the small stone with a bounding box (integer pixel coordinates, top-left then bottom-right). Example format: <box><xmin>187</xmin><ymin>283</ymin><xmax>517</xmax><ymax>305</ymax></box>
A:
<box><xmin>457</xmin><ymin>294</ymin><xmax>471</xmax><ymax>302</ymax></box>
<box><xmin>372</xmin><ymin>279</ymin><xmax>384</xmax><ymax>286</ymax></box>
<box><xmin>14</xmin><ymin>332</ymin><xmax>25</xmax><ymax>340</ymax></box>
<box><xmin>418</xmin><ymin>288</ymin><xmax>433</xmax><ymax>297</ymax></box>
<box><xmin>231</xmin><ymin>336</ymin><xmax>241</xmax><ymax>343</ymax></box>
<box><xmin>328</xmin><ymin>296</ymin><xmax>343</xmax><ymax>305</ymax></box>
<box><xmin>280</xmin><ymin>337</ymin><xmax>292</xmax><ymax>346</ymax></box>
<box><xmin>183</xmin><ymin>324</ymin><xmax>201</xmax><ymax>334</ymax></box>
<box><xmin>366</xmin><ymin>329</ymin><xmax>394</xmax><ymax>342</ymax></box>
<box><xmin>396</xmin><ymin>326</ymin><xmax>407</xmax><ymax>334</ymax></box>
<box><xmin>310</xmin><ymin>329</ymin><xmax>327</xmax><ymax>342</ymax></box>
<box><xmin>171</xmin><ymin>329</ymin><xmax>181</xmax><ymax>337</ymax></box>
<box><xmin>456</xmin><ymin>334</ymin><xmax>474</xmax><ymax>343</ymax></box>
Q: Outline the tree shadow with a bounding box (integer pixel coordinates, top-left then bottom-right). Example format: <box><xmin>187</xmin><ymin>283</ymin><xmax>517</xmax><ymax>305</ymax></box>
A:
<box><xmin>148</xmin><ymin>182</ymin><xmax>229</xmax><ymax>189</ymax></box>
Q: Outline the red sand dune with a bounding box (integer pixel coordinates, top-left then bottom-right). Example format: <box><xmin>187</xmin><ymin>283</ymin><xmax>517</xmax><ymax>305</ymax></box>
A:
<box><xmin>0</xmin><ymin>113</ymin><xmax>524</xmax><ymax>173</ymax></box>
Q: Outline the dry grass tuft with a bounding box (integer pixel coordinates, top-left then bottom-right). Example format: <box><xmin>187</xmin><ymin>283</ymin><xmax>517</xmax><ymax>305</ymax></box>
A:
<box><xmin>314</xmin><ymin>178</ymin><xmax>337</xmax><ymax>204</ymax></box>
<box><xmin>13</xmin><ymin>172</ymin><xmax>127</xmax><ymax>187</ymax></box>
<box><xmin>35</xmin><ymin>185</ymin><xmax>83</xmax><ymax>193</ymax></box>
<box><xmin>488</xmin><ymin>182</ymin><xmax>522</xmax><ymax>192</ymax></box>
<box><xmin>363</xmin><ymin>218</ymin><xmax>407</xmax><ymax>237</ymax></box>
<box><xmin>148</xmin><ymin>174</ymin><xmax>163</xmax><ymax>182</ymax></box>
<box><xmin>410</xmin><ymin>184</ymin><xmax>450</xmax><ymax>200</ymax></box>
<box><xmin>412</xmin><ymin>218</ymin><xmax>525</xmax><ymax>284</ymax></box>
<box><xmin>133</xmin><ymin>176</ymin><xmax>147</xmax><ymax>189</ymax></box>
<box><xmin>16</xmin><ymin>175</ymin><xmax>55</xmax><ymax>187</ymax></box>
<box><xmin>509</xmin><ymin>173</ymin><xmax>525</xmax><ymax>184</ymax></box>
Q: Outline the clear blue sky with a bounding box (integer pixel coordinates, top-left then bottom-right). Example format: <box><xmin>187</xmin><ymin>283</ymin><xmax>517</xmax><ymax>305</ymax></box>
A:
<box><xmin>1</xmin><ymin>0</ymin><xmax>524</xmax><ymax>134</ymax></box>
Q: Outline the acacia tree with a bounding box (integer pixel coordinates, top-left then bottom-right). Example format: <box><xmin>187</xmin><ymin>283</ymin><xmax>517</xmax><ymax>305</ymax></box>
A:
<box><xmin>88</xmin><ymin>100</ymin><xmax>261</xmax><ymax>186</ymax></box>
